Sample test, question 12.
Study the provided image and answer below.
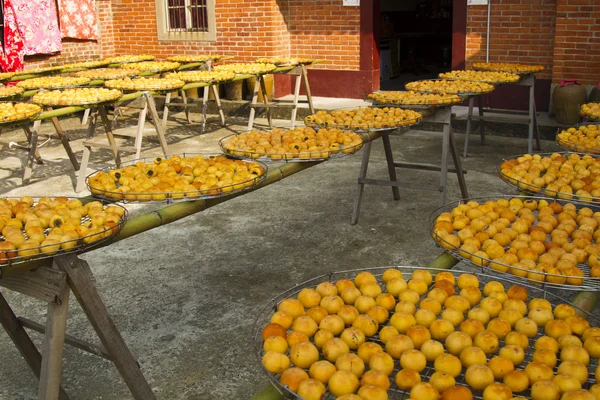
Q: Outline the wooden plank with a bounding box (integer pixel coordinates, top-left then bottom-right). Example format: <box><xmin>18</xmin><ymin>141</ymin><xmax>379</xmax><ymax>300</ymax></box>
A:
<box><xmin>18</xmin><ymin>317</ymin><xmax>113</xmax><ymax>361</ymax></box>
<box><xmin>0</xmin><ymin>291</ymin><xmax>70</xmax><ymax>400</ymax></box>
<box><xmin>38</xmin><ymin>260</ymin><xmax>71</xmax><ymax>400</ymax></box>
<box><xmin>56</xmin><ymin>255</ymin><xmax>156</xmax><ymax>400</ymax></box>
<box><xmin>0</xmin><ymin>267</ymin><xmax>67</xmax><ymax>303</ymax></box>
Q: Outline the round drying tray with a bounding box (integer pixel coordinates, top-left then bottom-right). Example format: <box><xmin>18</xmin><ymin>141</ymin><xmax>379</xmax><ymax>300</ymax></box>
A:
<box><xmin>105</xmin><ymin>55</ymin><xmax>156</xmax><ymax>64</ymax></box>
<box><xmin>438</xmin><ymin>70</ymin><xmax>520</xmax><ymax>85</ymax></box>
<box><xmin>103</xmin><ymin>77</ymin><xmax>185</xmax><ymax>93</ymax></box>
<box><xmin>74</xmin><ymin>68</ymin><xmax>140</xmax><ymax>81</ymax></box>
<box><xmin>86</xmin><ymin>153</ymin><xmax>268</xmax><ymax>203</ymax></box>
<box><xmin>431</xmin><ymin>194</ymin><xmax>600</xmax><ymax>291</ymax></box>
<box><xmin>60</xmin><ymin>60</ymin><xmax>112</xmax><ymax>71</ymax></box>
<box><xmin>214</xmin><ymin>63</ymin><xmax>278</xmax><ymax>75</ymax></box>
<box><xmin>304</xmin><ymin>107</ymin><xmax>423</xmax><ymax>133</ymax></box>
<box><xmin>498</xmin><ymin>152</ymin><xmax>600</xmax><ymax>204</ymax></box>
<box><xmin>405</xmin><ymin>79</ymin><xmax>495</xmax><ymax>96</ymax></box>
<box><xmin>254</xmin><ymin>266</ymin><xmax>600</xmax><ymax>400</ymax></box>
<box><xmin>472</xmin><ymin>63</ymin><xmax>545</xmax><ymax>75</ymax></box>
<box><xmin>119</xmin><ymin>61</ymin><xmax>181</xmax><ymax>73</ymax></box>
<box><xmin>32</xmin><ymin>88</ymin><xmax>123</xmax><ymax>107</ymax></box>
<box><xmin>0</xmin><ymin>197</ymin><xmax>127</xmax><ymax>269</ymax></box>
<box><xmin>219</xmin><ymin>129</ymin><xmax>365</xmax><ymax>162</ymax></box>
<box><xmin>556</xmin><ymin>124</ymin><xmax>600</xmax><ymax>154</ymax></box>
<box><xmin>0</xmin><ymin>86</ymin><xmax>24</xmax><ymax>100</ymax></box>
<box><xmin>0</xmin><ymin>102</ymin><xmax>41</xmax><ymax>126</ymax></box>
<box><xmin>163</xmin><ymin>71</ymin><xmax>236</xmax><ymax>84</ymax></box>
<box><xmin>16</xmin><ymin>77</ymin><xmax>92</xmax><ymax>90</ymax></box>
<box><xmin>367</xmin><ymin>91</ymin><xmax>463</xmax><ymax>108</ymax></box>
<box><xmin>581</xmin><ymin>103</ymin><xmax>600</xmax><ymax>122</ymax></box>
<box><xmin>166</xmin><ymin>55</ymin><xmax>222</xmax><ymax>63</ymax></box>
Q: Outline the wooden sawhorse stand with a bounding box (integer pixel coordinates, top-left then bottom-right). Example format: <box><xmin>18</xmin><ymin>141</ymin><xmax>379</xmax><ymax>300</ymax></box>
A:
<box><xmin>463</xmin><ymin>74</ymin><xmax>541</xmax><ymax>156</ymax></box>
<box><xmin>162</xmin><ymin>83</ymin><xmax>226</xmax><ymax>133</ymax></box>
<box><xmin>15</xmin><ymin>114</ymin><xmax>81</xmax><ymax>185</ymax></box>
<box><xmin>351</xmin><ymin>106</ymin><xmax>469</xmax><ymax>225</ymax></box>
<box><xmin>247</xmin><ymin>64</ymin><xmax>315</xmax><ymax>130</ymax></box>
<box><xmin>75</xmin><ymin>93</ymin><xmax>170</xmax><ymax>192</ymax></box>
<box><xmin>5</xmin><ymin>123</ymin><xmax>44</xmax><ymax>184</ymax></box>
<box><xmin>0</xmin><ymin>254</ymin><xmax>155</xmax><ymax>400</ymax></box>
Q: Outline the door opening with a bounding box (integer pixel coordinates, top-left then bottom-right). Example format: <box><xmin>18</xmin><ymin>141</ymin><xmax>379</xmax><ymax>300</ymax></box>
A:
<box><xmin>378</xmin><ymin>0</ymin><xmax>454</xmax><ymax>91</ymax></box>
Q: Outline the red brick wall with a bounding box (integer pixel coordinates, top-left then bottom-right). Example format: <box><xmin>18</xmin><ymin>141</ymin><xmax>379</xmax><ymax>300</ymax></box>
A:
<box><xmin>112</xmin><ymin>0</ymin><xmax>290</xmax><ymax>61</ymax></box>
<box><xmin>23</xmin><ymin>0</ymin><xmax>115</xmax><ymax>70</ymax></box>
<box><xmin>552</xmin><ymin>0</ymin><xmax>600</xmax><ymax>85</ymax></box>
<box><xmin>465</xmin><ymin>0</ymin><xmax>557</xmax><ymax>80</ymax></box>
<box><xmin>288</xmin><ymin>0</ymin><xmax>361</xmax><ymax>71</ymax></box>
<box><xmin>110</xmin><ymin>0</ymin><xmax>360</xmax><ymax>71</ymax></box>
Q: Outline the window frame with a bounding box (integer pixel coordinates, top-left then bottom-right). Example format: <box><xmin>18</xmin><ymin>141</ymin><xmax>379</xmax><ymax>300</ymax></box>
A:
<box><xmin>154</xmin><ymin>0</ymin><xmax>216</xmax><ymax>42</ymax></box>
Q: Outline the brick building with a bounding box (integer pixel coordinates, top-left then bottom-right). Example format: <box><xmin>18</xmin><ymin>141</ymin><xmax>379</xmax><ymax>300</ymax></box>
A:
<box><xmin>20</xmin><ymin>0</ymin><xmax>600</xmax><ymax>110</ymax></box>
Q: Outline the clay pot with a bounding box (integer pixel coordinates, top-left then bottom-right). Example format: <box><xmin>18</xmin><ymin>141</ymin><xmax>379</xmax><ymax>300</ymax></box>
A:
<box><xmin>553</xmin><ymin>83</ymin><xmax>587</xmax><ymax>124</ymax></box>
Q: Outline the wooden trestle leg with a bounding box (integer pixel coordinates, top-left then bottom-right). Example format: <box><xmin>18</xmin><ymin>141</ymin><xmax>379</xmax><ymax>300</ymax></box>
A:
<box><xmin>0</xmin><ymin>291</ymin><xmax>70</xmax><ymax>400</ymax></box>
<box><xmin>55</xmin><ymin>255</ymin><xmax>156</xmax><ymax>400</ymax></box>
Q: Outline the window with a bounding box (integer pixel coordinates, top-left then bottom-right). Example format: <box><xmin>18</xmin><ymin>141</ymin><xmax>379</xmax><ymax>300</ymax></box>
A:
<box><xmin>155</xmin><ymin>0</ymin><xmax>216</xmax><ymax>41</ymax></box>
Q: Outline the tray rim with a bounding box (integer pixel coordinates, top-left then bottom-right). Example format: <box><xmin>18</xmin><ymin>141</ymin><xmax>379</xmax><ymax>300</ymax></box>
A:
<box><xmin>430</xmin><ymin>194</ymin><xmax>600</xmax><ymax>291</ymax></box>
<box><xmin>85</xmin><ymin>152</ymin><xmax>268</xmax><ymax>204</ymax></box>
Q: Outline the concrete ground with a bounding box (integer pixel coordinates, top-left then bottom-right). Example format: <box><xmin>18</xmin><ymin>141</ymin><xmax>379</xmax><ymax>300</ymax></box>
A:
<box><xmin>0</xmin><ymin>106</ymin><xmax>570</xmax><ymax>399</ymax></box>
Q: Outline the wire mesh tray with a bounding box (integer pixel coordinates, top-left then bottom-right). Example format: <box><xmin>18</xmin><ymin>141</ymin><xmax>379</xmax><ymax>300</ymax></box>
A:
<box><xmin>0</xmin><ymin>198</ymin><xmax>127</xmax><ymax>269</ymax></box>
<box><xmin>119</xmin><ymin>62</ymin><xmax>181</xmax><ymax>73</ymax></box>
<box><xmin>253</xmin><ymin>266</ymin><xmax>600</xmax><ymax>400</ymax></box>
<box><xmin>163</xmin><ymin>71</ymin><xmax>236</xmax><ymax>84</ymax></box>
<box><xmin>74</xmin><ymin>68</ymin><xmax>140</xmax><ymax>81</ymax></box>
<box><xmin>60</xmin><ymin>60</ymin><xmax>112</xmax><ymax>71</ymax></box>
<box><xmin>214</xmin><ymin>63</ymin><xmax>278</xmax><ymax>75</ymax></box>
<box><xmin>105</xmin><ymin>55</ymin><xmax>156</xmax><ymax>64</ymax></box>
<box><xmin>0</xmin><ymin>102</ymin><xmax>42</xmax><ymax>126</ymax></box>
<box><xmin>0</xmin><ymin>86</ymin><xmax>24</xmax><ymax>100</ymax></box>
<box><xmin>16</xmin><ymin>77</ymin><xmax>92</xmax><ymax>90</ymax></box>
<box><xmin>103</xmin><ymin>78</ymin><xmax>185</xmax><ymax>93</ymax></box>
<box><xmin>305</xmin><ymin>107</ymin><xmax>424</xmax><ymax>133</ymax></box>
<box><xmin>219</xmin><ymin>130</ymin><xmax>365</xmax><ymax>162</ymax></box>
<box><xmin>430</xmin><ymin>195</ymin><xmax>600</xmax><ymax>291</ymax></box>
<box><xmin>367</xmin><ymin>93</ymin><xmax>463</xmax><ymax>108</ymax></box>
<box><xmin>498</xmin><ymin>152</ymin><xmax>600</xmax><ymax>204</ymax></box>
<box><xmin>405</xmin><ymin>80</ymin><xmax>495</xmax><ymax>96</ymax></box>
<box><xmin>472</xmin><ymin>64</ymin><xmax>544</xmax><ymax>75</ymax></box>
<box><xmin>166</xmin><ymin>55</ymin><xmax>222</xmax><ymax>63</ymax></box>
<box><xmin>32</xmin><ymin>88</ymin><xmax>123</xmax><ymax>107</ymax></box>
<box><xmin>86</xmin><ymin>153</ymin><xmax>268</xmax><ymax>204</ymax></box>
<box><xmin>581</xmin><ymin>103</ymin><xmax>600</xmax><ymax>122</ymax></box>
<box><xmin>556</xmin><ymin>125</ymin><xmax>600</xmax><ymax>154</ymax></box>
<box><xmin>439</xmin><ymin>77</ymin><xmax>519</xmax><ymax>85</ymax></box>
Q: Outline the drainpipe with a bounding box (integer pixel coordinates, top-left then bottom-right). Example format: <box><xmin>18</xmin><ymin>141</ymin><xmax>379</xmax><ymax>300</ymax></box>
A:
<box><xmin>486</xmin><ymin>0</ymin><xmax>491</xmax><ymax>62</ymax></box>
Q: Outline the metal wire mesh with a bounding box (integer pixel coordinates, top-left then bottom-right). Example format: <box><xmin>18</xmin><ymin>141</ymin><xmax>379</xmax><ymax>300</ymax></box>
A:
<box><xmin>429</xmin><ymin>195</ymin><xmax>600</xmax><ymax>291</ymax></box>
<box><xmin>253</xmin><ymin>266</ymin><xmax>600</xmax><ymax>400</ymax></box>
<box><xmin>0</xmin><ymin>198</ymin><xmax>127</xmax><ymax>269</ymax></box>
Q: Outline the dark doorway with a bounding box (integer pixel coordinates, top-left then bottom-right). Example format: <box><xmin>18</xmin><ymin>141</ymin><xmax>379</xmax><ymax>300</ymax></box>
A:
<box><xmin>378</xmin><ymin>0</ymin><xmax>454</xmax><ymax>91</ymax></box>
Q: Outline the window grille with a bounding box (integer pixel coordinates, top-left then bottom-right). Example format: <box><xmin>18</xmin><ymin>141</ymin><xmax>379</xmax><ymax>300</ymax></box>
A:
<box><xmin>167</xmin><ymin>0</ymin><xmax>208</xmax><ymax>32</ymax></box>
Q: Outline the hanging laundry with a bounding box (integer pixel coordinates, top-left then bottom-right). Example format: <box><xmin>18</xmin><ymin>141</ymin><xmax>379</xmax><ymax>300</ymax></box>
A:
<box><xmin>0</xmin><ymin>0</ymin><xmax>24</xmax><ymax>72</ymax></box>
<box><xmin>11</xmin><ymin>0</ymin><xmax>62</xmax><ymax>55</ymax></box>
<box><xmin>57</xmin><ymin>0</ymin><xmax>99</xmax><ymax>40</ymax></box>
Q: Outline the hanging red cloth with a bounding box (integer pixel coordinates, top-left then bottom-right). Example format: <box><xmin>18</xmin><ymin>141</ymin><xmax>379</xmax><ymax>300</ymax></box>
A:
<box><xmin>57</xmin><ymin>0</ymin><xmax>99</xmax><ymax>40</ymax></box>
<box><xmin>11</xmin><ymin>0</ymin><xmax>62</xmax><ymax>55</ymax></box>
<box><xmin>0</xmin><ymin>0</ymin><xmax>24</xmax><ymax>72</ymax></box>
